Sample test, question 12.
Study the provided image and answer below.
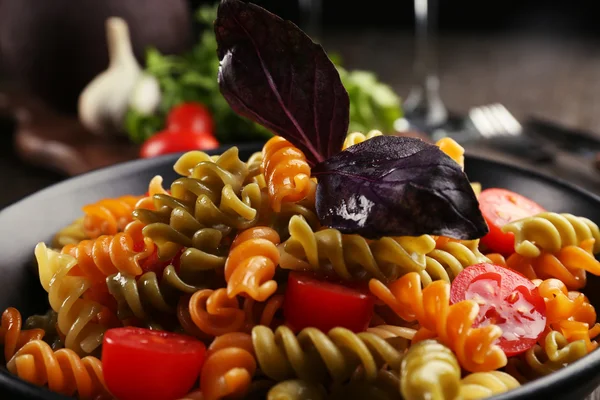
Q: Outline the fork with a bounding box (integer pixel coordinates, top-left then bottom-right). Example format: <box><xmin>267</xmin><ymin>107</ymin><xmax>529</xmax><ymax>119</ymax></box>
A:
<box><xmin>465</xmin><ymin>103</ymin><xmax>555</xmax><ymax>162</ymax></box>
<box><xmin>468</xmin><ymin>103</ymin><xmax>522</xmax><ymax>138</ymax></box>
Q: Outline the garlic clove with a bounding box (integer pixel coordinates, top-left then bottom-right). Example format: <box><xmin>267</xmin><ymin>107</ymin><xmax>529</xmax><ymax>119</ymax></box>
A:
<box><xmin>78</xmin><ymin>17</ymin><xmax>142</xmax><ymax>136</ymax></box>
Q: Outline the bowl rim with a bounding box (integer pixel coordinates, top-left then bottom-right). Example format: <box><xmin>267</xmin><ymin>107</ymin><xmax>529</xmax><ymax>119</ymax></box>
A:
<box><xmin>1</xmin><ymin>145</ymin><xmax>600</xmax><ymax>399</ymax></box>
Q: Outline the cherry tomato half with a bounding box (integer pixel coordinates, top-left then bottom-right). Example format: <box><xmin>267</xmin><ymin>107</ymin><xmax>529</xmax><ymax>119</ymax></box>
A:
<box><xmin>284</xmin><ymin>271</ymin><xmax>375</xmax><ymax>333</ymax></box>
<box><xmin>450</xmin><ymin>263</ymin><xmax>546</xmax><ymax>356</ymax></box>
<box><xmin>167</xmin><ymin>102</ymin><xmax>214</xmax><ymax>134</ymax></box>
<box><xmin>140</xmin><ymin>130</ymin><xmax>219</xmax><ymax>159</ymax></box>
<box><xmin>479</xmin><ymin>188</ymin><xmax>545</xmax><ymax>255</ymax></box>
<box><xmin>102</xmin><ymin>327</ymin><xmax>206</xmax><ymax>400</ymax></box>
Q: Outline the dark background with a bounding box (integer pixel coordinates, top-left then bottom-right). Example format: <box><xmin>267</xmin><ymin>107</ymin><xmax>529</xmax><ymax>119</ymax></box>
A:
<box><xmin>3</xmin><ymin>0</ymin><xmax>600</xmax><ymax>209</ymax></box>
<box><xmin>211</xmin><ymin>0</ymin><xmax>600</xmax><ymax>36</ymax></box>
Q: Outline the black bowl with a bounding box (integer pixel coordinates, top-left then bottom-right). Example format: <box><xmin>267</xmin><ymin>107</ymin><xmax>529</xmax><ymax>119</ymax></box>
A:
<box><xmin>1</xmin><ymin>143</ymin><xmax>600</xmax><ymax>400</ymax></box>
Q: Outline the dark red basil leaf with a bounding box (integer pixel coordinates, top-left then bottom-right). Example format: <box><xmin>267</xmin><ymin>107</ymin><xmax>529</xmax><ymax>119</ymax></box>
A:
<box><xmin>214</xmin><ymin>0</ymin><xmax>349</xmax><ymax>165</ymax></box>
<box><xmin>312</xmin><ymin>136</ymin><xmax>489</xmax><ymax>239</ymax></box>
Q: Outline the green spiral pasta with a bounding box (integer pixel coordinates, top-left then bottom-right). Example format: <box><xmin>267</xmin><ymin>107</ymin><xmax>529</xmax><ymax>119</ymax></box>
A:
<box><xmin>525</xmin><ymin>331</ymin><xmax>589</xmax><ymax>377</ymax></box>
<box><xmin>134</xmin><ymin>149</ymin><xmax>265</xmax><ymax>260</ymax></box>
<box><xmin>278</xmin><ymin>215</ymin><xmax>435</xmax><ymax>281</ymax></box>
<box><xmin>106</xmin><ymin>261</ymin><xmax>222</xmax><ymax>328</ymax></box>
<box><xmin>400</xmin><ymin>340</ymin><xmax>461</xmax><ymax>400</ymax></box>
<box><xmin>502</xmin><ymin>212</ymin><xmax>600</xmax><ymax>257</ymax></box>
<box><xmin>267</xmin><ymin>380</ymin><xmax>327</xmax><ymax>400</ymax></box>
<box><xmin>251</xmin><ymin>325</ymin><xmax>403</xmax><ymax>385</ymax></box>
<box><xmin>259</xmin><ymin>202</ymin><xmax>320</xmax><ymax>240</ymax></box>
<box><xmin>422</xmin><ymin>239</ymin><xmax>490</xmax><ymax>285</ymax></box>
<box><xmin>173</xmin><ymin>147</ymin><xmax>249</xmax><ymax>191</ymax></box>
<box><xmin>459</xmin><ymin>371</ymin><xmax>520</xmax><ymax>400</ymax></box>
<box><xmin>328</xmin><ymin>369</ymin><xmax>401</xmax><ymax>400</ymax></box>
<box><xmin>24</xmin><ymin>310</ymin><xmax>62</xmax><ymax>350</ymax></box>
<box><xmin>245</xmin><ymin>151</ymin><xmax>265</xmax><ymax>185</ymax></box>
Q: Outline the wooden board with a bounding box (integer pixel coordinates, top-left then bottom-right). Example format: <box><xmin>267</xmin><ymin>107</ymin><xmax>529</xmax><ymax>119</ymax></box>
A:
<box><xmin>0</xmin><ymin>88</ymin><xmax>139</xmax><ymax>176</ymax></box>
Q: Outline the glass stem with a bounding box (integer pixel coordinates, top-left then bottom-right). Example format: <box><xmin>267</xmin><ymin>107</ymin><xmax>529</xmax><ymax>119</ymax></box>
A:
<box><xmin>299</xmin><ymin>0</ymin><xmax>322</xmax><ymax>41</ymax></box>
<box><xmin>404</xmin><ymin>0</ymin><xmax>448</xmax><ymax>130</ymax></box>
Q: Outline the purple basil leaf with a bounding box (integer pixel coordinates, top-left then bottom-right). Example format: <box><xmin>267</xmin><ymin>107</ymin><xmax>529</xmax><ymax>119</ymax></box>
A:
<box><xmin>214</xmin><ymin>0</ymin><xmax>349</xmax><ymax>166</ymax></box>
<box><xmin>312</xmin><ymin>136</ymin><xmax>489</xmax><ymax>239</ymax></box>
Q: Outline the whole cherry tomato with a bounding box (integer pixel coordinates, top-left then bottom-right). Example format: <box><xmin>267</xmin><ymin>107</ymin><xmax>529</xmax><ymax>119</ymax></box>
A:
<box><xmin>479</xmin><ymin>188</ymin><xmax>545</xmax><ymax>255</ymax></box>
<box><xmin>102</xmin><ymin>327</ymin><xmax>206</xmax><ymax>400</ymax></box>
<box><xmin>140</xmin><ymin>130</ymin><xmax>219</xmax><ymax>158</ymax></box>
<box><xmin>284</xmin><ymin>271</ymin><xmax>375</xmax><ymax>333</ymax></box>
<box><xmin>450</xmin><ymin>263</ymin><xmax>547</xmax><ymax>357</ymax></box>
<box><xmin>166</xmin><ymin>102</ymin><xmax>214</xmax><ymax>134</ymax></box>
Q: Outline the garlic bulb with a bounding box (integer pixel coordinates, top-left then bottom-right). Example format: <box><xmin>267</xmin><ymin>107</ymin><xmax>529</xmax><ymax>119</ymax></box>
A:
<box><xmin>129</xmin><ymin>72</ymin><xmax>161</xmax><ymax>116</ymax></box>
<box><xmin>78</xmin><ymin>17</ymin><xmax>142</xmax><ymax>135</ymax></box>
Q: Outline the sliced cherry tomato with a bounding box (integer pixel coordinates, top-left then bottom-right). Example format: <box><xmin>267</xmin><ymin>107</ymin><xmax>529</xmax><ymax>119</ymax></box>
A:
<box><xmin>479</xmin><ymin>188</ymin><xmax>545</xmax><ymax>255</ymax></box>
<box><xmin>102</xmin><ymin>327</ymin><xmax>206</xmax><ymax>400</ymax></box>
<box><xmin>166</xmin><ymin>102</ymin><xmax>214</xmax><ymax>134</ymax></box>
<box><xmin>450</xmin><ymin>263</ymin><xmax>546</xmax><ymax>356</ymax></box>
<box><xmin>284</xmin><ymin>271</ymin><xmax>375</xmax><ymax>333</ymax></box>
<box><xmin>140</xmin><ymin>130</ymin><xmax>219</xmax><ymax>159</ymax></box>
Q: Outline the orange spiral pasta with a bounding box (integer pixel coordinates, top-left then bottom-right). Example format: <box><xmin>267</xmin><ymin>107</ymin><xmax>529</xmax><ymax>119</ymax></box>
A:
<box><xmin>6</xmin><ymin>340</ymin><xmax>108</xmax><ymax>400</ymax></box>
<box><xmin>188</xmin><ymin>289</ymin><xmax>284</xmax><ymax>338</ymax></box>
<box><xmin>242</xmin><ymin>294</ymin><xmax>284</xmax><ymax>331</ymax></box>
<box><xmin>134</xmin><ymin>175</ymin><xmax>170</xmax><ymax>211</ymax></box>
<box><xmin>199</xmin><ymin>332</ymin><xmax>257</xmax><ymax>400</ymax></box>
<box><xmin>262</xmin><ymin>136</ymin><xmax>315</xmax><ymax>212</ymax></box>
<box><xmin>189</xmin><ymin>289</ymin><xmax>246</xmax><ymax>337</ymax></box>
<box><xmin>489</xmin><ymin>240</ymin><xmax>600</xmax><ymax>291</ymax></box>
<box><xmin>0</xmin><ymin>308</ymin><xmax>45</xmax><ymax>361</ymax></box>
<box><xmin>535</xmin><ymin>279</ymin><xmax>600</xmax><ymax>351</ymax></box>
<box><xmin>82</xmin><ymin>194</ymin><xmax>143</xmax><ymax>238</ymax></box>
<box><xmin>369</xmin><ymin>273</ymin><xmax>507</xmax><ymax>372</ymax></box>
<box><xmin>224</xmin><ymin>227</ymin><xmax>281</xmax><ymax>301</ymax></box>
<box><xmin>61</xmin><ymin>220</ymin><xmax>155</xmax><ymax>283</ymax></box>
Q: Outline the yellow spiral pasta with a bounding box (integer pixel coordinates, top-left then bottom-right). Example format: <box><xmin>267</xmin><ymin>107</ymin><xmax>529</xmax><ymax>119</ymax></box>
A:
<box><xmin>459</xmin><ymin>371</ymin><xmax>520</xmax><ymax>400</ymax></box>
<box><xmin>279</xmin><ymin>215</ymin><xmax>436</xmax><ymax>281</ymax></box>
<box><xmin>366</xmin><ymin>324</ymin><xmax>416</xmax><ymax>351</ymax></box>
<box><xmin>51</xmin><ymin>217</ymin><xmax>88</xmax><ymax>249</ymax></box>
<box><xmin>422</xmin><ymin>239</ymin><xmax>490</xmax><ymax>285</ymax></box>
<box><xmin>267</xmin><ymin>380</ymin><xmax>327</xmax><ymax>400</ymax></box>
<box><xmin>369</xmin><ymin>273</ymin><xmax>507</xmax><ymax>372</ymax></box>
<box><xmin>225</xmin><ymin>227</ymin><xmax>281</xmax><ymax>301</ymax></box>
<box><xmin>400</xmin><ymin>340</ymin><xmax>461</xmax><ymax>400</ymax></box>
<box><xmin>502</xmin><ymin>212</ymin><xmax>600</xmax><ymax>257</ymax></box>
<box><xmin>436</xmin><ymin>137</ymin><xmax>465</xmax><ymax>170</ymax></box>
<box><xmin>7</xmin><ymin>340</ymin><xmax>108</xmax><ymax>399</ymax></box>
<box><xmin>251</xmin><ymin>325</ymin><xmax>403</xmax><ymax>384</ymax></box>
<box><xmin>342</xmin><ymin>130</ymin><xmax>383</xmax><ymax>150</ymax></box>
<box><xmin>35</xmin><ymin>243</ymin><xmax>111</xmax><ymax>355</ymax></box>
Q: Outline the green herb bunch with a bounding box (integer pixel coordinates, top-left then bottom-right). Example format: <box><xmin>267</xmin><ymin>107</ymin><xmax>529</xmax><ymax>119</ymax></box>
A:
<box><xmin>124</xmin><ymin>3</ymin><xmax>403</xmax><ymax>144</ymax></box>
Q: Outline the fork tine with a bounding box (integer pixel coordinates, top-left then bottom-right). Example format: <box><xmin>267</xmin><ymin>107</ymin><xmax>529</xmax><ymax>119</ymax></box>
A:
<box><xmin>491</xmin><ymin>103</ymin><xmax>522</xmax><ymax>136</ymax></box>
<box><xmin>481</xmin><ymin>105</ymin><xmax>507</xmax><ymax>137</ymax></box>
<box><xmin>469</xmin><ymin>107</ymin><xmax>495</xmax><ymax>138</ymax></box>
